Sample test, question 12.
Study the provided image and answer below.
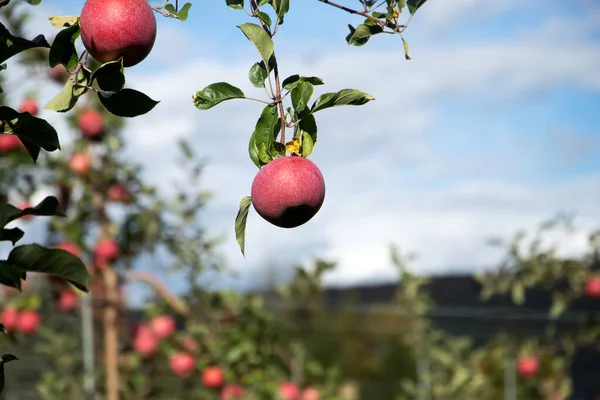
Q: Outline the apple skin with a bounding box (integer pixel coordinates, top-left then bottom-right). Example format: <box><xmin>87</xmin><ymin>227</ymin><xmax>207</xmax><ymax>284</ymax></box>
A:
<box><xmin>48</xmin><ymin>65</ymin><xmax>69</xmax><ymax>84</ymax></box>
<box><xmin>517</xmin><ymin>356</ymin><xmax>539</xmax><ymax>379</ymax></box>
<box><xmin>0</xmin><ymin>134</ymin><xmax>23</xmax><ymax>154</ymax></box>
<box><xmin>150</xmin><ymin>315</ymin><xmax>175</xmax><ymax>339</ymax></box>
<box><xmin>18</xmin><ymin>201</ymin><xmax>33</xmax><ymax>221</ymax></box>
<box><xmin>201</xmin><ymin>366</ymin><xmax>225</xmax><ymax>388</ymax></box>
<box><xmin>584</xmin><ymin>276</ymin><xmax>600</xmax><ymax>298</ymax></box>
<box><xmin>133</xmin><ymin>324</ymin><xmax>158</xmax><ymax>356</ymax></box>
<box><xmin>78</xmin><ymin>109</ymin><xmax>104</xmax><ymax>138</ymax></box>
<box><xmin>56</xmin><ymin>241</ymin><xmax>81</xmax><ymax>257</ymax></box>
<box><xmin>169</xmin><ymin>352</ymin><xmax>196</xmax><ymax>378</ymax></box>
<box><xmin>108</xmin><ymin>184</ymin><xmax>131</xmax><ymax>203</ymax></box>
<box><xmin>95</xmin><ymin>239</ymin><xmax>120</xmax><ymax>262</ymax></box>
<box><xmin>251</xmin><ymin>156</ymin><xmax>326</xmax><ymax>228</ymax></box>
<box><xmin>17</xmin><ymin>310</ymin><xmax>40</xmax><ymax>335</ymax></box>
<box><xmin>278</xmin><ymin>382</ymin><xmax>301</xmax><ymax>400</ymax></box>
<box><xmin>57</xmin><ymin>289</ymin><xmax>78</xmax><ymax>312</ymax></box>
<box><xmin>69</xmin><ymin>153</ymin><xmax>92</xmax><ymax>176</ymax></box>
<box><xmin>1</xmin><ymin>307</ymin><xmax>19</xmax><ymax>331</ymax></box>
<box><xmin>18</xmin><ymin>98</ymin><xmax>39</xmax><ymax>116</ymax></box>
<box><xmin>79</xmin><ymin>0</ymin><xmax>157</xmax><ymax>68</ymax></box>
<box><xmin>301</xmin><ymin>388</ymin><xmax>320</xmax><ymax>400</ymax></box>
<box><xmin>221</xmin><ymin>384</ymin><xmax>244</xmax><ymax>400</ymax></box>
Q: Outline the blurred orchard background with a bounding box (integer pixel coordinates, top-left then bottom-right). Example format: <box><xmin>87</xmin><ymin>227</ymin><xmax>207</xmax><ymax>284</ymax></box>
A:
<box><xmin>1</xmin><ymin>0</ymin><xmax>600</xmax><ymax>399</ymax></box>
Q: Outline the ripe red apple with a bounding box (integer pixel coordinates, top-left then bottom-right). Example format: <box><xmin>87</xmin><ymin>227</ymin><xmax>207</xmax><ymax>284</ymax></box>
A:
<box><xmin>17</xmin><ymin>310</ymin><xmax>40</xmax><ymax>335</ymax></box>
<box><xmin>18</xmin><ymin>201</ymin><xmax>33</xmax><ymax>221</ymax></box>
<box><xmin>48</xmin><ymin>64</ymin><xmax>69</xmax><ymax>84</ymax></box>
<box><xmin>179</xmin><ymin>336</ymin><xmax>198</xmax><ymax>353</ymax></box>
<box><xmin>278</xmin><ymin>382</ymin><xmax>300</xmax><ymax>400</ymax></box>
<box><xmin>108</xmin><ymin>184</ymin><xmax>131</xmax><ymax>203</ymax></box>
<box><xmin>302</xmin><ymin>387</ymin><xmax>320</xmax><ymax>400</ymax></box>
<box><xmin>1</xmin><ymin>307</ymin><xmax>19</xmax><ymax>331</ymax></box>
<box><xmin>68</xmin><ymin>153</ymin><xmax>92</xmax><ymax>176</ymax></box>
<box><xmin>18</xmin><ymin>98</ymin><xmax>39</xmax><ymax>116</ymax></box>
<box><xmin>56</xmin><ymin>241</ymin><xmax>81</xmax><ymax>257</ymax></box>
<box><xmin>517</xmin><ymin>356</ymin><xmax>539</xmax><ymax>379</ymax></box>
<box><xmin>221</xmin><ymin>384</ymin><xmax>244</xmax><ymax>400</ymax></box>
<box><xmin>584</xmin><ymin>276</ymin><xmax>600</xmax><ymax>298</ymax></box>
<box><xmin>0</xmin><ymin>134</ymin><xmax>23</xmax><ymax>154</ymax></box>
<box><xmin>79</xmin><ymin>0</ymin><xmax>157</xmax><ymax>67</ymax></box>
<box><xmin>251</xmin><ymin>156</ymin><xmax>326</xmax><ymax>228</ymax></box>
<box><xmin>169</xmin><ymin>352</ymin><xmax>196</xmax><ymax>378</ymax></box>
<box><xmin>149</xmin><ymin>315</ymin><xmax>175</xmax><ymax>339</ymax></box>
<box><xmin>95</xmin><ymin>238</ymin><xmax>120</xmax><ymax>263</ymax></box>
<box><xmin>133</xmin><ymin>324</ymin><xmax>158</xmax><ymax>356</ymax></box>
<box><xmin>201</xmin><ymin>366</ymin><xmax>224</xmax><ymax>388</ymax></box>
<box><xmin>57</xmin><ymin>289</ymin><xmax>78</xmax><ymax>312</ymax></box>
<box><xmin>78</xmin><ymin>109</ymin><xmax>104</xmax><ymax>138</ymax></box>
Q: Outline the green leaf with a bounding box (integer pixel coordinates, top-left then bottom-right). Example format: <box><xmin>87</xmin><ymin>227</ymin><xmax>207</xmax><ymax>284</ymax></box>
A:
<box><xmin>0</xmin><ymin>196</ymin><xmax>66</xmax><ymax>228</ymax></box>
<box><xmin>0</xmin><ymin>261</ymin><xmax>24</xmax><ymax>290</ymax></box>
<box><xmin>345</xmin><ymin>23</ymin><xmax>383</xmax><ymax>46</ymax></box>
<box><xmin>297</xmin><ymin>113</ymin><xmax>317</xmax><ymax>157</ymax></box>
<box><xmin>248</xmin><ymin>104</ymin><xmax>279</xmax><ymax>168</ymax></box>
<box><xmin>44</xmin><ymin>68</ymin><xmax>91</xmax><ymax>112</ymax></box>
<box><xmin>226</xmin><ymin>0</ymin><xmax>244</xmax><ymax>10</ymax></box>
<box><xmin>48</xmin><ymin>22</ymin><xmax>80</xmax><ymax>69</ymax></box>
<box><xmin>407</xmin><ymin>0</ymin><xmax>427</xmax><ymax>14</ymax></box>
<box><xmin>291</xmin><ymin>81</ymin><xmax>314</xmax><ymax>114</ymax></box>
<box><xmin>7</xmin><ymin>244</ymin><xmax>90</xmax><ymax>292</ymax></box>
<box><xmin>0</xmin><ymin>22</ymin><xmax>50</xmax><ymax>64</ymax></box>
<box><xmin>235</xmin><ymin>196</ymin><xmax>252</xmax><ymax>256</ymax></box>
<box><xmin>282</xmin><ymin>75</ymin><xmax>324</xmax><ymax>91</ymax></box>
<box><xmin>257</xmin><ymin>11</ymin><xmax>272</xmax><ymax>27</ymax></box>
<box><xmin>48</xmin><ymin>15</ymin><xmax>79</xmax><ymax>29</ymax></box>
<box><xmin>272</xmin><ymin>0</ymin><xmax>290</xmax><ymax>23</ymax></box>
<box><xmin>402</xmin><ymin>36</ymin><xmax>411</xmax><ymax>60</ymax></box>
<box><xmin>511</xmin><ymin>283</ymin><xmax>525</xmax><ymax>305</ymax></box>
<box><xmin>0</xmin><ymin>107</ymin><xmax>60</xmax><ymax>162</ymax></box>
<box><xmin>91</xmin><ymin>59</ymin><xmax>125</xmax><ymax>92</ymax></box>
<box><xmin>164</xmin><ymin>2</ymin><xmax>193</xmax><ymax>21</ymax></box>
<box><xmin>237</xmin><ymin>23</ymin><xmax>274</xmax><ymax>66</ymax></box>
<box><xmin>0</xmin><ymin>353</ymin><xmax>18</xmax><ymax>394</ymax></box>
<box><xmin>0</xmin><ymin>228</ymin><xmax>24</xmax><ymax>245</ymax></box>
<box><xmin>98</xmin><ymin>89</ymin><xmax>159</xmax><ymax>117</ymax></box>
<box><xmin>192</xmin><ymin>82</ymin><xmax>245</xmax><ymax>110</ymax></box>
<box><xmin>550</xmin><ymin>292</ymin><xmax>567</xmax><ymax>319</ymax></box>
<box><xmin>249</xmin><ymin>55</ymin><xmax>275</xmax><ymax>88</ymax></box>
<box><xmin>311</xmin><ymin>89</ymin><xmax>374</xmax><ymax>113</ymax></box>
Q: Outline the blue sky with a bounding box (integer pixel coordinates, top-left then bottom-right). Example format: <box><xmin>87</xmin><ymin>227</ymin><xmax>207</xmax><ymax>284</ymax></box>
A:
<box><xmin>2</xmin><ymin>0</ymin><xmax>600</xmax><ymax>302</ymax></box>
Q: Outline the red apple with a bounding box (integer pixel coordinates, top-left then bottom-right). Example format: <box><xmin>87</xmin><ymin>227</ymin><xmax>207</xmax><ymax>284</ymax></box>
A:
<box><xmin>17</xmin><ymin>310</ymin><xmax>40</xmax><ymax>335</ymax></box>
<box><xmin>18</xmin><ymin>201</ymin><xmax>33</xmax><ymax>221</ymax></box>
<box><xmin>48</xmin><ymin>65</ymin><xmax>69</xmax><ymax>84</ymax></box>
<box><xmin>221</xmin><ymin>384</ymin><xmax>244</xmax><ymax>400</ymax></box>
<box><xmin>108</xmin><ymin>184</ymin><xmax>131</xmax><ymax>203</ymax></box>
<box><xmin>1</xmin><ymin>307</ymin><xmax>19</xmax><ymax>331</ymax></box>
<box><xmin>56</xmin><ymin>241</ymin><xmax>81</xmax><ymax>257</ymax></box>
<box><xmin>169</xmin><ymin>352</ymin><xmax>196</xmax><ymax>378</ymax></box>
<box><xmin>517</xmin><ymin>356</ymin><xmax>539</xmax><ymax>379</ymax></box>
<box><xmin>78</xmin><ymin>109</ymin><xmax>105</xmax><ymax>138</ymax></box>
<box><xmin>57</xmin><ymin>289</ymin><xmax>78</xmax><ymax>312</ymax></box>
<box><xmin>68</xmin><ymin>153</ymin><xmax>92</xmax><ymax>176</ymax></box>
<box><xmin>18</xmin><ymin>98</ymin><xmax>39</xmax><ymax>116</ymax></box>
<box><xmin>278</xmin><ymin>382</ymin><xmax>300</xmax><ymax>400</ymax></box>
<box><xmin>179</xmin><ymin>336</ymin><xmax>198</xmax><ymax>352</ymax></box>
<box><xmin>251</xmin><ymin>156</ymin><xmax>326</xmax><ymax>228</ymax></box>
<box><xmin>133</xmin><ymin>324</ymin><xmax>158</xmax><ymax>356</ymax></box>
<box><xmin>80</xmin><ymin>0</ymin><xmax>157</xmax><ymax>67</ymax></box>
<box><xmin>149</xmin><ymin>315</ymin><xmax>175</xmax><ymax>339</ymax></box>
<box><xmin>0</xmin><ymin>134</ymin><xmax>23</xmax><ymax>154</ymax></box>
<box><xmin>584</xmin><ymin>276</ymin><xmax>600</xmax><ymax>298</ymax></box>
<box><xmin>302</xmin><ymin>387</ymin><xmax>320</xmax><ymax>400</ymax></box>
<box><xmin>95</xmin><ymin>238</ymin><xmax>120</xmax><ymax>262</ymax></box>
<box><xmin>201</xmin><ymin>366</ymin><xmax>224</xmax><ymax>388</ymax></box>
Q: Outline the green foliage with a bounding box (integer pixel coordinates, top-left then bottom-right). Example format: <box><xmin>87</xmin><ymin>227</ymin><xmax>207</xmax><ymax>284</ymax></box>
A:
<box><xmin>235</xmin><ymin>196</ymin><xmax>252</xmax><ymax>257</ymax></box>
